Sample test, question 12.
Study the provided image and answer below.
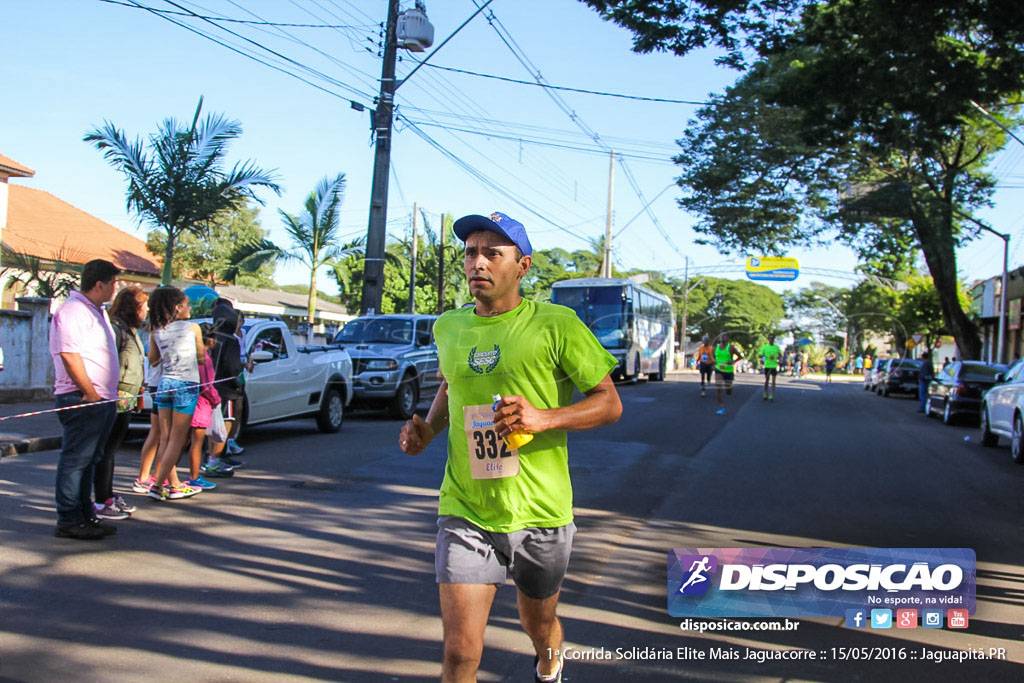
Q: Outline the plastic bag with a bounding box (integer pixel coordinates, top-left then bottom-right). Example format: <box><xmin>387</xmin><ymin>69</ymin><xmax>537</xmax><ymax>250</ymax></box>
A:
<box><xmin>208</xmin><ymin>406</ymin><xmax>228</xmax><ymax>444</ymax></box>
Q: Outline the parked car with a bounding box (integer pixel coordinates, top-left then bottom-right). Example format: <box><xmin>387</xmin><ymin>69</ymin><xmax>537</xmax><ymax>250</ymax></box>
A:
<box><xmin>925</xmin><ymin>360</ymin><xmax>1007</xmax><ymax>425</ymax></box>
<box><xmin>979</xmin><ymin>361</ymin><xmax>1024</xmax><ymax>461</ymax></box>
<box><xmin>134</xmin><ymin>318</ymin><xmax>353</xmax><ymax>433</ymax></box>
<box><xmin>877</xmin><ymin>358</ymin><xmax>923</xmax><ymax>397</ymax></box>
<box><xmin>330</xmin><ymin>314</ymin><xmax>441</xmax><ymax>419</ymax></box>
<box><xmin>864</xmin><ymin>358</ymin><xmax>892</xmax><ymax>392</ymax></box>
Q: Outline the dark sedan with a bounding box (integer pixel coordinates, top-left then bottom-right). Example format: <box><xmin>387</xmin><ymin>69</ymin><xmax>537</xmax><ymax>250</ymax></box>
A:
<box><xmin>877</xmin><ymin>358</ymin><xmax>923</xmax><ymax>397</ymax></box>
<box><xmin>926</xmin><ymin>360</ymin><xmax>1008</xmax><ymax>424</ymax></box>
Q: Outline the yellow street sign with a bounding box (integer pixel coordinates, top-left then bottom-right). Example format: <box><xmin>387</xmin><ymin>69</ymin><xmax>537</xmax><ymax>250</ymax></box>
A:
<box><xmin>746</xmin><ymin>256</ymin><xmax>800</xmax><ymax>282</ymax></box>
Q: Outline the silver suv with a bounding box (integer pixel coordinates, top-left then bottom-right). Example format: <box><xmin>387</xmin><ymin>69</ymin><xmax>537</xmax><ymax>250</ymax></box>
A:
<box><xmin>331</xmin><ymin>314</ymin><xmax>441</xmax><ymax>419</ymax></box>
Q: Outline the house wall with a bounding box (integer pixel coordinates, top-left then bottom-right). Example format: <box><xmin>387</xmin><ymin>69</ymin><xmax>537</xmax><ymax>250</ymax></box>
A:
<box><xmin>0</xmin><ymin>297</ymin><xmax>54</xmax><ymax>401</ymax></box>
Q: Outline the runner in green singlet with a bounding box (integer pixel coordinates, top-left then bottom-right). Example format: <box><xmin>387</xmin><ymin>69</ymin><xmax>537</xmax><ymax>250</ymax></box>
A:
<box><xmin>713</xmin><ymin>332</ymin><xmax>743</xmax><ymax>415</ymax></box>
<box><xmin>759</xmin><ymin>334</ymin><xmax>782</xmax><ymax>401</ymax></box>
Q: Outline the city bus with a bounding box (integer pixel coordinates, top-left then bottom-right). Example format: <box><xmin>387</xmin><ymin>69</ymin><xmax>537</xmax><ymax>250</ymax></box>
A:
<box><xmin>551</xmin><ymin>277</ymin><xmax>675</xmax><ymax>381</ymax></box>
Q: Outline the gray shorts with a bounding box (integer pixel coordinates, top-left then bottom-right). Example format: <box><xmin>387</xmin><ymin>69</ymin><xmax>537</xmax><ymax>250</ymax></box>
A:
<box><xmin>435</xmin><ymin>516</ymin><xmax>576</xmax><ymax>600</ymax></box>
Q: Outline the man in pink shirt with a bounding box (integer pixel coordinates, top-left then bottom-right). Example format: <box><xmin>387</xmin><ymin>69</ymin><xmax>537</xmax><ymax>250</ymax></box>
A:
<box><xmin>49</xmin><ymin>259</ymin><xmax>121</xmax><ymax>540</ymax></box>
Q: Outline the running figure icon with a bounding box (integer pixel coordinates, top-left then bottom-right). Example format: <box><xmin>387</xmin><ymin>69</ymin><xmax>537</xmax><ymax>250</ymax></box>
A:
<box><xmin>678</xmin><ymin>556</ymin><xmax>712</xmax><ymax>594</ymax></box>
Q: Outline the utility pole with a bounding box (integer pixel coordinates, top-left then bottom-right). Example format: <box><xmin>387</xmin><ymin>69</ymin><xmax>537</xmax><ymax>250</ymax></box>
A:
<box><xmin>437</xmin><ymin>212</ymin><xmax>446</xmax><ymax>315</ymax></box>
<box><xmin>407</xmin><ymin>203</ymin><xmax>418</xmax><ymax>313</ymax></box>
<box><xmin>602</xmin><ymin>150</ymin><xmax>614</xmax><ymax>278</ymax></box>
<box><xmin>681</xmin><ymin>257</ymin><xmax>689</xmax><ymax>368</ymax></box>
<box><xmin>360</xmin><ymin>0</ymin><xmax>400</xmax><ymax>315</ymax></box>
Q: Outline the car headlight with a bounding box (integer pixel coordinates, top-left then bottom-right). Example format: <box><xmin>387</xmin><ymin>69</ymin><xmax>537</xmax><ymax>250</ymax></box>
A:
<box><xmin>365</xmin><ymin>359</ymin><xmax>398</xmax><ymax>371</ymax></box>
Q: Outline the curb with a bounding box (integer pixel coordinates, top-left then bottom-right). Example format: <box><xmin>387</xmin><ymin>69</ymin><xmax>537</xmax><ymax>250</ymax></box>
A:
<box><xmin>0</xmin><ymin>435</ymin><xmax>62</xmax><ymax>458</ymax></box>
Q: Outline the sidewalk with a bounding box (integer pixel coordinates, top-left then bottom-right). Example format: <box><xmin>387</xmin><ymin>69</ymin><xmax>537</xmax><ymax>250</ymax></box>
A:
<box><xmin>0</xmin><ymin>400</ymin><xmax>62</xmax><ymax>456</ymax></box>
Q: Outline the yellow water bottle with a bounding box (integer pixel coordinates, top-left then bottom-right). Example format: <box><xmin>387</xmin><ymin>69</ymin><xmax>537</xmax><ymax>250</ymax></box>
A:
<box><xmin>492</xmin><ymin>394</ymin><xmax>534</xmax><ymax>449</ymax></box>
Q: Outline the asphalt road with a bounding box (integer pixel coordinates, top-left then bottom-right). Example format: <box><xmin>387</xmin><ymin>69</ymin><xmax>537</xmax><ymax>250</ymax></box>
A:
<box><xmin>1</xmin><ymin>372</ymin><xmax>1023</xmax><ymax>682</ymax></box>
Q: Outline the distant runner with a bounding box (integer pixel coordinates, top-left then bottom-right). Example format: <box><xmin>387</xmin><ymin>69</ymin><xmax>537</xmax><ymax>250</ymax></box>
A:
<box><xmin>695</xmin><ymin>335</ymin><xmax>715</xmax><ymax>398</ymax></box>
<box><xmin>759</xmin><ymin>334</ymin><xmax>781</xmax><ymax>401</ymax></box>
<box><xmin>713</xmin><ymin>332</ymin><xmax>743</xmax><ymax>415</ymax></box>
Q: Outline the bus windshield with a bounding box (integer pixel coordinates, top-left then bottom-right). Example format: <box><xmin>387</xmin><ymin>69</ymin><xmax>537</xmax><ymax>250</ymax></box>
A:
<box><xmin>552</xmin><ymin>286</ymin><xmax>627</xmax><ymax>348</ymax></box>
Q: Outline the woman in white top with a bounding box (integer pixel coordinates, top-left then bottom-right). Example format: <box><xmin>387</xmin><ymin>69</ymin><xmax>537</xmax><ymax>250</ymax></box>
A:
<box><xmin>146</xmin><ymin>287</ymin><xmax>204</xmax><ymax>501</ymax></box>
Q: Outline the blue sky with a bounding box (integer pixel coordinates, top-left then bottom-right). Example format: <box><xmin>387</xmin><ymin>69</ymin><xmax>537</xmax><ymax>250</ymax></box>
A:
<box><xmin>2</xmin><ymin>0</ymin><xmax>1021</xmax><ymax>295</ymax></box>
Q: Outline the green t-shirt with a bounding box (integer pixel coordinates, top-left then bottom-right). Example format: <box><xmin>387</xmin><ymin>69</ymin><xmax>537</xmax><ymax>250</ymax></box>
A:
<box><xmin>759</xmin><ymin>343</ymin><xmax>781</xmax><ymax>369</ymax></box>
<box><xmin>433</xmin><ymin>298</ymin><xmax>618</xmax><ymax>532</ymax></box>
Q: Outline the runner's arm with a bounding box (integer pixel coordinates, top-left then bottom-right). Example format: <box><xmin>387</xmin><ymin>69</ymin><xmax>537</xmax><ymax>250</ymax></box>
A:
<box><xmin>494</xmin><ymin>374</ymin><xmax>621</xmax><ymax>437</ymax></box>
<box><xmin>399</xmin><ymin>380</ymin><xmax>450</xmax><ymax>455</ymax></box>
<box><xmin>58</xmin><ymin>352</ymin><xmax>102</xmax><ymax>402</ymax></box>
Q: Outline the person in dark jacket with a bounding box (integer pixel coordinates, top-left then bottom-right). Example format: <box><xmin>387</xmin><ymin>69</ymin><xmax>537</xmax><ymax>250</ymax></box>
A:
<box><xmin>919</xmin><ymin>351</ymin><xmax>936</xmax><ymax>413</ymax></box>
<box><xmin>204</xmin><ymin>309</ymin><xmax>247</xmax><ymax>475</ymax></box>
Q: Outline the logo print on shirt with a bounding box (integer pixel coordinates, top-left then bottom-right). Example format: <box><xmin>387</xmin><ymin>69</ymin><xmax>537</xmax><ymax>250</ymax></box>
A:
<box><xmin>468</xmin><ymin>345</ymin><xmax>501</xmax><ymax>374</ymax></box>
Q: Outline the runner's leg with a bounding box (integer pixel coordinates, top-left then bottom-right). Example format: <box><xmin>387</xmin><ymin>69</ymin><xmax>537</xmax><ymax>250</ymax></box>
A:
<box><xmin>518</xmin><ymin>590</ymin><xmax>563</xmax><ymax>678</ymax></box>
<box><xmin>439</xmin><ymin>583</ymin><xmax>498</xmax><ymax>683</ymax></box>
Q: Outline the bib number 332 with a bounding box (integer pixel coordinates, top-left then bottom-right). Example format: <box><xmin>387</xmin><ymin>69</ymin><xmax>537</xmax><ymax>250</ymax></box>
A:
<box><xmin>463</xmin><ymin>404</ymin><xmax>520</xmax><ymax>479</ymax></box>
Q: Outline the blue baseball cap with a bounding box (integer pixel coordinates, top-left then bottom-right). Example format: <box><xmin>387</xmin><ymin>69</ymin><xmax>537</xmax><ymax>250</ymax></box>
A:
<box><xmin>452</xmin><ymin>212</ymin><xmax>533</xmax><ymax>256</ymax></box>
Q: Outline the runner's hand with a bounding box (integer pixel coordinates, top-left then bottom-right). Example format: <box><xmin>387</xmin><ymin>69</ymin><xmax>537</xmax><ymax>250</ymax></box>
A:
<box><xmin>400</xmin><ymin>414</ymin><xmax>434</xmax><ymax>455</ymax></box>
<box><xmin>493</xmin><ymin>395</ymin><xmax>545</xmax><ymax>438</ymax></box>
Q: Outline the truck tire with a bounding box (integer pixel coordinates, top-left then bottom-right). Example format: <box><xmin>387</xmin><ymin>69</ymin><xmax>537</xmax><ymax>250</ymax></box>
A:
<box><xmin>390</xmin><ymin>374</ymin><xmax>419</xmax><ymax>420</ymax></box>
<box><xmin>316</xmin><ymin>388</ymin><xmax>344</xmax><ymax>433</ymax></box>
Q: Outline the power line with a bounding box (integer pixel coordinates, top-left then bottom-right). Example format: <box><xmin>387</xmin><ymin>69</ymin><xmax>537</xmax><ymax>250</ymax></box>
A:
<box><xmin>96</xmin><ymin>0</ymin><xmax>370</xmax><ymax>27</ymax></box>
<box><xmin>415</xmin><ymin>61</ymin><xmax>712</xmax><ymax>106</ymax></box>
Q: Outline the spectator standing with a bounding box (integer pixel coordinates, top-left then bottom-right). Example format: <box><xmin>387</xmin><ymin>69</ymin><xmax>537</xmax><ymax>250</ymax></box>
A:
<box><xmin>146</xmin><ymin>287</ymin><xmax>203</xmax><ymax>501</ymax></box>
<box><xmin>855</xmin><ymin>354</ymin><xmax>864</xmax><ymax>374</ymax></box>
<box><xmin>918</xmin><ymin>351</ymin><xmax>936</xmax><ymax>413</ymax></box>
<box><xmin>185</xmin><ymin>323</ymin><xmax>220</xmax><ymax>490</ymax></box>
<box><xmin>94</xmin><ymin>286</ymin><xmax>149</xmax><ymax>520</ymax></box>
<box><xmin>50</xmin><ymin>259</ymin><xmax>121</xmax><ymax>540</ymax></box>
<box><xmin>824</xmin><ymin>351</ymin><xmax>837</xmax><ymax>383</ymax></box>
<box><xmin>205</xmin><ymin>308</ymin><xmax>246</xmax><ymax>476</ymax></box>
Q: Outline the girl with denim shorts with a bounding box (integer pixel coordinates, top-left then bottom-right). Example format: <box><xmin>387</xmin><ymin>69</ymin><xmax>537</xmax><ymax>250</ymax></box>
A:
<box><xmin>146</xmin><ymin>287</ymin><xmax>204</xmax><ymax>501</ymax></box>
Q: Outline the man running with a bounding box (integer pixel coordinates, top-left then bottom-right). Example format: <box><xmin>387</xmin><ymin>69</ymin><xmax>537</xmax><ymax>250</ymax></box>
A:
<box><xmin>759</xmin><ymin>334</ymin><xmax>781</xmax><ymax>401</ymax></box>
<box><xmin>399</xmin><ymin>211</ymin><xmax>622</xmax><ymax>683</ymax></box>
<box><xmin>695</xmin><ymin>334</ymin><xmax>715</xmax><ymax>397</ymax></box>
<box><xmin>714</xmin><ymin>332</ymin><xmax>743</xmax><ymax>415</ymax></box>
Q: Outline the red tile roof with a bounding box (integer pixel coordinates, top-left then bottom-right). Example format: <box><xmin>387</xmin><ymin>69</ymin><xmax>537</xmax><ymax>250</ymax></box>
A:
<box><xmin>4</xmin><ymin>185</ymin><xmax>160</xmax><ymax>276</ymax></box>
<box><xmin>0</xmin><ymin>154</ymin><xmax>35</xmax><ymax>178</ymax></box>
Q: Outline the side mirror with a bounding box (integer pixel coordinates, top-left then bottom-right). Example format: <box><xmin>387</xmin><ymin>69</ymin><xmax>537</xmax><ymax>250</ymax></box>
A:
<box><xmin>995</xmin><ymin>372</ymin><xmax>1005</xmax><ymax>383</ymax></box>
<box><xmin>251</xmin><ymin>350</ymin><xmax>274</xmax><ymax>363</ymax></box>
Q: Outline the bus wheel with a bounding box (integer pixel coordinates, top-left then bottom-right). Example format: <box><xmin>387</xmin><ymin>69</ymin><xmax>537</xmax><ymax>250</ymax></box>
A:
<box><xmin>649</xmin><ymin>353</ymin><xmax>666</xmax><ymax>382</ymax></box>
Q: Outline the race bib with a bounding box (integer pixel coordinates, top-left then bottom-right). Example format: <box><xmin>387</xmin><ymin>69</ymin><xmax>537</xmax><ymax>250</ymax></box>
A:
<box><xmin>463</xmin><ymin>403</ymin><xmax>520</xmax><ymax>479</ymax></box>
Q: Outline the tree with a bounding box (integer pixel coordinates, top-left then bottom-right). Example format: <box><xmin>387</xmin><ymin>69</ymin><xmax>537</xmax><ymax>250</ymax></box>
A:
<box><xmin>1</xmin><ymin>246</ymin><xmax>82</xmax><ymax>300</ymax></box>
<box><xmin>145</xmin><ymin>201</ymin><xmax>276</xmax><ymax>288</ymax></box>
<box><xmin>685</xmin><ymin>277</ymin><xmax>784</xmax><ymax>347</ymax></box>
<box><xmin>84</xmin><ymin>97</ymin><xmax>280</xmax><ymax>285</ymax></box>
<box><xmin>582</xmin><ymin>0</ymin><xmax>1024</xmax><ymax>359</ymax></box>
<box><xmin>279</xmin><ymin>174</ymin><xmax>361</xmax><ymax>328</ymax></box>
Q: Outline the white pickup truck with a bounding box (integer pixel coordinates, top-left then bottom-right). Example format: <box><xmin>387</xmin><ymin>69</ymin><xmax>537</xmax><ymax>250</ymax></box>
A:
<box><xmin>136</xmin><ymin>318</ymin><xmax>353</xmax><ymax>433</ymax></box>
<box><xmin>237</xmin><ymin>319</ymin><xmax>353</xmax><ymax>432</ymax></box>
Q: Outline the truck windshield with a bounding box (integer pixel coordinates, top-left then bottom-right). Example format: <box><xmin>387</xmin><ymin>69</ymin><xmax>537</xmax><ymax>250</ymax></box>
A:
<box><xmin>335</xmin><ymin>318</ymin><xmax>413</xmax><ymax>344</ymax></box>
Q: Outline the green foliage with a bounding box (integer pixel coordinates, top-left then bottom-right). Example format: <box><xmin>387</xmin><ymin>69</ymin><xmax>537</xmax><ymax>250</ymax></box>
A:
<box><xmin>145</xmin><ymin>201</ymin><xmax>276</xmax><ymax>288</ymax></box>
<box><xmin>1</xmin><ymin>246</ymin><xmax>82</xmax><ymax>299</ymax></box>
<box><xmin>582</xmin><ymin>0</ymin><xmax>1024</xmax><ymax>360</ymax></box>
<box><xmin>279</xmin><ymin>173</ymin><xmax>361</xmax><ymax>323</ymax></box>
<box><xmin>85</xmin><ymin>97</ymin><xmax>280</xmax><ymax>285</ymax></box>
<box><xmin>685</xmin><ymin>277</ymin><xmax>783</xmax><ymax>347</ymax></box>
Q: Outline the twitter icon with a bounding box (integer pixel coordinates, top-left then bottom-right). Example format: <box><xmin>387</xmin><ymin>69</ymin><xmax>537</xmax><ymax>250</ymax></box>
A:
<box><xmin>870</xmin><ymin>609</ymin><xmax>892</xmax><ymax>629</ymax></box>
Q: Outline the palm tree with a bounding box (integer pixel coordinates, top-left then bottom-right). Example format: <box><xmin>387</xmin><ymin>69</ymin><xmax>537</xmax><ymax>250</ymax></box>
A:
<box><xmin>84</xmin><ymin>96</ymin><xmax>281</xmax><ymax>285</ymax></box>
<box><xmin>279</xmin><ymin>174</ymin><xmax>360</xmax><ymax>332</ymax></box>
<box><xmin>1</xmin><ymin>244</ymin><xmax>84</xmax><ymax>300</ymax></box>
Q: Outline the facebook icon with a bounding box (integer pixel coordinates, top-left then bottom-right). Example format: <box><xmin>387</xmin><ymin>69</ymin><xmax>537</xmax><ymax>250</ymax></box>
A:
<box><xmin>845</xmin><ymin>609</ymin><xmax>867</xmax><ymax>629</ymax></box>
